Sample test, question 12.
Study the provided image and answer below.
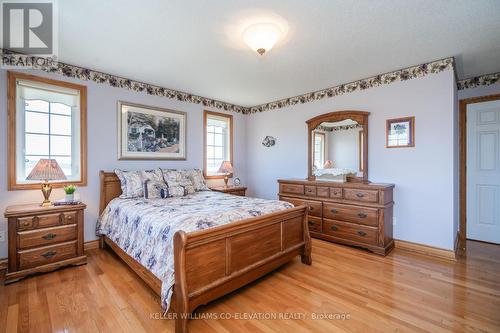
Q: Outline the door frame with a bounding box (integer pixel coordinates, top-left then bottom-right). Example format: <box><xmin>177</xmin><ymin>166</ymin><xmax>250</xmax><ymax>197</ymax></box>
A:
<box><xmin>459</xmin><ymin>93</ymin><xmax>500</xmax><ymax>252</ymax></box>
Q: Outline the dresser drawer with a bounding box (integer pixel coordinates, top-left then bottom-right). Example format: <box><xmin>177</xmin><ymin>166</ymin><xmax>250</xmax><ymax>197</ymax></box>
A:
<box><xmin>307</xmin><ymin>216</ymin><xmax>322</xmax><ymax>232</ymax></box>
<box><xmin>18</xmin><ymin>241</ymin><xmax>77</xmax><ymax>270</ymax></box>
<box><xmin>280</xmin><ymin>183</ymin><xmax>304</xmax><ymax>195</ymax></box>
<box><xmin>317</xmin><ymin>186</ymin><xmax>330</xmax><ymax>198</ymax></box>
<box><xmin>304</xmin><ymin>185</ymin><xmax>316</xmax><ymax>196</ymax></box>
<box><xmin>329</xmin><ymin>187</ymin><xmax>343</xmax><ymax>199</ymax></box>
<box><xmin>281</xmin><ymin>197</ymin><xmax>322</xmax><ymax>217</ymax></box>
<box><xmin>323</xmin><ymin>202</ymin><xmax>378</xmax><ymax>226</ymax></box>
<box><xmin>18</xmin><ymin>224</ymin><xmax>77</xmax><ymax>250</ymax></box>
<box><xmin>344</xmin><ymin>189</ymin><xmax>378</xmax><ymax>203</ymax></box>
<box><xmin>323</xmin><ymin>219</ymin><xmax>377</xmax><ymax>245</ymax></box>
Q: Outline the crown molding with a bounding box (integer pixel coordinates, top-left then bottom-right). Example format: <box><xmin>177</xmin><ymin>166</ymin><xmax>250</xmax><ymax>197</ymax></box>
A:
<box><xmin>457</xmin><ymin>71</ymin><xmax>500</xmax><ymax>90</ymax></box>
<box><xmin>248</xmin><ymin>57</ymin><xmax>455</xmax><ymax>113</ymax></box>
<box><xmin>0</xmin><ymin>49</ymin><xmax>250</xmax><ymax>114</ymax></box>
<box><xmin>2</xmin><ymin>50</ymin><xmax>458</xmax><ymax>115</ymax></box>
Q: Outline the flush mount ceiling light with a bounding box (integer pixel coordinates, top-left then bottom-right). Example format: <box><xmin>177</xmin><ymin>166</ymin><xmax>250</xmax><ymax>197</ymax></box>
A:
<box><xmin>242</xmin><ymin>22</ymin><xmax>283</xmax><ymax>55</ymax></box>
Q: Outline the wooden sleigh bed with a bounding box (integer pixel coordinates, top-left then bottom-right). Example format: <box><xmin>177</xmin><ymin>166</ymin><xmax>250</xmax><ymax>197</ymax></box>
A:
<box><xmin>98</xmin><ymin>171</ymin><xmax>312</xmax><ymax>333</ymax></box>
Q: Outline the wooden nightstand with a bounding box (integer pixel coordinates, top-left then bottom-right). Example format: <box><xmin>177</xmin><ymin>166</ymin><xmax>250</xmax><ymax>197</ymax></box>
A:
<box><xmin>211</xmin><ymin>186</ymin><xmax>247</xmax><ymax>196</ymax></box>
<box><xmin>4</xmin><ymin>203</ymin><xmax>87</xmax><ymax>284</ymax></box>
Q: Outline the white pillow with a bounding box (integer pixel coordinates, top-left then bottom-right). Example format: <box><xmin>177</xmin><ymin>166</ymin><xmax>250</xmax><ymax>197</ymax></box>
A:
<box><xmin>161</xmin><ymin>169</ymin><xmax>196</xmax><ymax>194</ymax></box>
<box><xmin>115</xmin><ymin>169</ymin><xmax>163</xmax><ymax>198</ymax></box>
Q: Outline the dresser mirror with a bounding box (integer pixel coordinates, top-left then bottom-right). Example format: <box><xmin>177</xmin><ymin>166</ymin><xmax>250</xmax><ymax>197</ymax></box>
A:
<box><xmin>307</xmin><ymin>111</ymin><xmax>369</xmax><ymax>182</ymax></box>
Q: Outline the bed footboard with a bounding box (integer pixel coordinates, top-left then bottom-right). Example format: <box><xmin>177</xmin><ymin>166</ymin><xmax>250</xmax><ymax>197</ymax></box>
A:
<box><xmin>173</xmin><ymin>205</ymin><xmax>310</xmax><ymax>333</ymax></box>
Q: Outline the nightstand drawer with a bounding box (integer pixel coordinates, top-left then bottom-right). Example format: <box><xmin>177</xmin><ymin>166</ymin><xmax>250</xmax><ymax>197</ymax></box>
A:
<box><xmin>16</xmin><ymin>212</ymin><xmax>78</xmax><ymax>231</ymax></box>
<box><xmin>232</xmin><ymin>190</ymin><xmax>246</xmax><ymax>196</ymax></box>
<box><xmin>18</xmin><ymin>241</ymin><xmax>77</xmax><ymax>270</ymax></box>
<box><xmin>18</xmin><ymin>224</ymin><xmax>77</xmax><ymax>249</ymax></box>
<box><xmin>17</xmin><ymin>217</ymin><xmax>35</xmax><ymax>230</ymax></box>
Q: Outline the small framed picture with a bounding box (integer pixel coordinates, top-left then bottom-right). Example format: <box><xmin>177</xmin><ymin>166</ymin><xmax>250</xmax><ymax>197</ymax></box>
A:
<box><xmin>118</xmin><ymin>101</ymin><xmax>187</xmax><ymax>160</ymax></box>
<box><xmin>386</xmin><ymin>116</ymin><xmax>415</xmax><ymax>148</ymax></box>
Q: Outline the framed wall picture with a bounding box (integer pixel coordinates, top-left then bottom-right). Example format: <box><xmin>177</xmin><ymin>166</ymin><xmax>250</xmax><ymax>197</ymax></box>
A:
<box><xmin>117</xmin><ymin>101</ymin><xmax>187</xmax><ymax>160</ymax></box>
<box><xmin>386</xmin><ymin>116</ymin><xmax>415</xmax><ymax>148</ymax></box>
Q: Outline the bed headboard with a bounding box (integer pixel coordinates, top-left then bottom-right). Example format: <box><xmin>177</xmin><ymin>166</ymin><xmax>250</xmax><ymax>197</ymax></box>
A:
<box><xmin>99</xmin><ymin>171</ymin><xmax>122</xmax><ymax>214</ymax></box>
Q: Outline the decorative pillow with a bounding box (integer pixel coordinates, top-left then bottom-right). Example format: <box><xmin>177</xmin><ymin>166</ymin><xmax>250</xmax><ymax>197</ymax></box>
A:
<box><xmin>188</xmin><ymin>169</ymin><xmax>209</xmax><ymax>191</ymax></box>
<box><xmin>168</xmin><ymin>185</ymin><xmax>188</xmax><ymax>197</ymax></box>
<box><xmin>161</xmin><ymin>169</ymin><xmax>196</xmax><ymax>194</ymax></box>
<box><xmin>115</xmin><ymin>169</ymin><xmax>164</xmax><ymax>198</ymax></box>
<box><xmin>144</xmin><ymin>180</ymin><xmax>170</xmax><ymax>199</ymax></box>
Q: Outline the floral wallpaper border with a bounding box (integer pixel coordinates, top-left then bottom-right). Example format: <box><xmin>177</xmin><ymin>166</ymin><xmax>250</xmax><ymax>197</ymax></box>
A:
<box><xmin>5</xmin><ymin>50</ymin><xmax>488</xmax><ymax>114</ymax></box>
<box><xmin>247</xmin><ymin>57</ymin><xmax>455</xmax><ymax>114</ymax></box>
<box><xmin>457</xmin><ymin>72</ymin><xmax>500</xmax><ymax>90</ymax></box>
<box><xmin>0</xmin><ymin>49</ymin><xmax>249</xmax><ymax>114</ymax></box>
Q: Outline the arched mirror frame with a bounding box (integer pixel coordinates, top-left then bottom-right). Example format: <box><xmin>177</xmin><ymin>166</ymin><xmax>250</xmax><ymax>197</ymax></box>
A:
<box><xmin>307</xmin><ymin>110</ymin><xmax>370</xmax><ymax>182</ymax></box>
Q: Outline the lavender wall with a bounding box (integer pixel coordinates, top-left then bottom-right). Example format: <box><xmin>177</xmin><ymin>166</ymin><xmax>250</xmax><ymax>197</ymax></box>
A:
<box><xmin>0</xmin><ymin>68</ymin><xmax>247</xmax><ymax>258</ymax></box>
<box><xmin>245</xmin><ymin>70</ymin><xmax>458</xmax><ymax>250</ymax></box>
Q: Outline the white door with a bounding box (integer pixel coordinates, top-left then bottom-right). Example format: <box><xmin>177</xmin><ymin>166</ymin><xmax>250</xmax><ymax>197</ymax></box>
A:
<box><xmin>466</xmin><ymin>99</ymin><xmax>500</xmax><ymax>244</ymax></box>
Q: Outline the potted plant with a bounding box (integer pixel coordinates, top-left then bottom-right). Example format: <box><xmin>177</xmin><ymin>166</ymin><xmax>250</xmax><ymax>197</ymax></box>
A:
<box><xmin>64</xmin><ymin>185</ymin><xmax>77</xmax><ymax>202</ymax></box>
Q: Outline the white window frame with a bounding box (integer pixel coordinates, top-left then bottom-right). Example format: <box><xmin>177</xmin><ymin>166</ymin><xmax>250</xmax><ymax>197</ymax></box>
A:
<box><xmin>8</xmin><ymin>71</ymin><xmax>87</xmax><ymax>190</ymax></box>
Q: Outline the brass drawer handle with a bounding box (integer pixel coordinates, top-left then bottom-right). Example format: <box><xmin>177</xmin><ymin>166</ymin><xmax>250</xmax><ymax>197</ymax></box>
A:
<box><xmin>42</xmin><ymin>233</ymin><xmax>57</xmax><ymax>240</ymax></box>
<box><xmin>330</xmin><ymin>209</ymin><xmax>338</xmax><ymax>214</ymax></box>
<box><xmin>330</xmin><ymin>225</ymin><xmax>338</xmax><ymax>231</ymax></box>
<box><xmin>308</xmin><ymin>221</ymin><xmax>315</xmax><ymax>225</ymax></box>
<box><xmin>41</xmin><ymin>251</ymin><xmax>57</xmax><ymax>259</ymax></box>
<box><xmin>357</xmin><ymin>231</ymin><xmax>367</xmax><ymax>237</ymax></box>
<box><xmin>332</xmin><ymin>191</ymin><xmax>339</xmax><ymax>195</ymax></box>
<box><xmin>308</xmin><ymin>206</ymin><xmax>314</xmax><ymax>211</ymax></box>
<box><xmin>21</xmin><ymin>221</ymin><xmax>31</xmax><ymax>227</ymax></box>
<box><xmin>358</xmin><ymin>213</ymin><xmax>368</xmax><ymax>218</ymax></box>
<box><xmin>356</xmin><ymin>193</ymin><xmax>365</xmax><ymax>198</ymax></box>
<box><xmin>306</xmin><ymin>189</ymin><xmax>313</xmax><ymax>193</ymax></box>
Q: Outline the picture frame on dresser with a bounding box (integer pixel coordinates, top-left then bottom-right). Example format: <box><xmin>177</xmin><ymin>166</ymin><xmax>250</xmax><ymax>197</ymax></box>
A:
<box><xmin>117</xmin><ymin>101</ymin><xmax>187</xmax><ymax>160</ymax></box>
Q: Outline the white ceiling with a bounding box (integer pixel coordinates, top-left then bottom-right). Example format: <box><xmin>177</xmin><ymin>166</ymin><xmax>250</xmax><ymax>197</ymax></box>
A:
<box><xmin>58</xmin><ymin>0</ymin><xmax>500</xmax><ymax>107</ymax></box>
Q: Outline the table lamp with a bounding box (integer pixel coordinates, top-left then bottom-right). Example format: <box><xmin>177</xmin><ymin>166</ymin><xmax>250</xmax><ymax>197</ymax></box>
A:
<box><xmin>217</xmin><ymin>161</ymin><xmax>233</xmax><ymax>187</ymax></box>
<box><xmin>26</xmin><ymin>159</ymin><xmax>67</xmax><ymax>206</ymax></box>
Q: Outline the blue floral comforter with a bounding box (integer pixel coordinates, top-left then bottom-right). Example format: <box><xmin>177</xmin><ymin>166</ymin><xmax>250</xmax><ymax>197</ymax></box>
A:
<box><xmin>96</xmin><ymin>191</ymin><xmax>293</xmax><ymax>310</ymax></box>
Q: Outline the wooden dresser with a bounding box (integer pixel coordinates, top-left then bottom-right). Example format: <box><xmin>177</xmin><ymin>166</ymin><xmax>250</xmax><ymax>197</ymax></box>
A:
<box><xmin>278</xmin><ymin>179</ymin><xmax>394</xmax><ymax>255</ymax></box>
<box><xmin>4</xmin><ymin>203</ymin><xmax>87</xmax><ymax>284</ymax></box>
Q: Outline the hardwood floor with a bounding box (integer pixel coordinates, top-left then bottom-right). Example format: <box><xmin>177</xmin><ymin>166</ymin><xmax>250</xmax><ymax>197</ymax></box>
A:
<box><xmin>1</xmin><ymin>239</ymin><xmax>499</xmax><ymax>333</ymax></box>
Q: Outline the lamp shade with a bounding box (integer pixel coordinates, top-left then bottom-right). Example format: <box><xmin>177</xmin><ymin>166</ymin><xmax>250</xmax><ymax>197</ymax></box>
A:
<box><xmin>242</xmin><ymin>22</ymin><xmax>283</xmax><ymax>55</ymax></box>
<box><xmin>217</xmin><ymin>161</ymin><xmax>233</xmax><ymax>174</ymax></box>
<box><xmin>26</xmin><ymin>159</ymin><xmax>67</xmax><ymax>181</ymax></box>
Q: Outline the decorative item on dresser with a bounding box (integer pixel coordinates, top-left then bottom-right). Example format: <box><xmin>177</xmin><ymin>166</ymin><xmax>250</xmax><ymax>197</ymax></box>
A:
<box><xmin>217</xmin><ymin>161</ymin><xmax>234</xmax><ymax>186</ymax></box>
<box><xmin>4</xmin><ymin>203</ymin><xmax>87</xmax><ymax>284</ymax></box>
<box><xmin>210</xmin><ymin>185</ymin><xmax>247</xmax><ymax>196</ymax></box>
<box><xmin>278</xmin><ymin>179</ymin><xmax>394</xmax><ymax>255</ymax></box>
<box><xmin>26</xmin><ymin>159</ymin><xmax>67</xmax><ymax>207</ymax></box>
